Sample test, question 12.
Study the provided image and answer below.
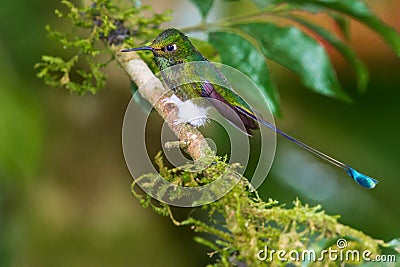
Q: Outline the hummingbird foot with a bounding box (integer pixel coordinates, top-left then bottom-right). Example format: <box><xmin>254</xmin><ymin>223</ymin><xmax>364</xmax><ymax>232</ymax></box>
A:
<box><xmin>164</xmin><ymin>140</ymin><xmax>190</xmax><ymax>150</ymax></box>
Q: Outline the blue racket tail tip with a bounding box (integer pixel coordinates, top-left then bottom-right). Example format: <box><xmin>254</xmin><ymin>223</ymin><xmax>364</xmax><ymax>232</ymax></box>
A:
<box><xmin>345</xmin><ymin>167</ymin><xmax>379</xmax><ymax>189</ymax></box>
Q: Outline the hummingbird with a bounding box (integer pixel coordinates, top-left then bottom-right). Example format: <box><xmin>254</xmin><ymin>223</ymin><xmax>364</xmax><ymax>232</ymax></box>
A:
<box><xmin>122</xmin><ymin>28</ymin><xmax>379</xmax><ymax>189</ymax></box>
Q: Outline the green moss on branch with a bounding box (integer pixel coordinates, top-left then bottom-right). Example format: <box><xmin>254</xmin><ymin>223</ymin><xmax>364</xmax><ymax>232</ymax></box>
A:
<box><xmin>132</xmin><ymin>154</ymin><xmax>392</xmax><ymax>266</ymax></box>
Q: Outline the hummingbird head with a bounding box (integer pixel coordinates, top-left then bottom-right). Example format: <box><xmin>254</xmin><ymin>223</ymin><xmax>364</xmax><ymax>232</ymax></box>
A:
<box><xmin>122</xmin><ymin>28</ymin><xmax>204</xmax><ymax>69</ymax></box>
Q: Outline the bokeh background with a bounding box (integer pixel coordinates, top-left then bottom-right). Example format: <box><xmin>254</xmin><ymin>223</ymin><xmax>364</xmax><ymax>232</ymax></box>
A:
<box><xmin>0</xmin><ymin>0</ymin><xmax>399</xmax><ymax>266</ymax></box>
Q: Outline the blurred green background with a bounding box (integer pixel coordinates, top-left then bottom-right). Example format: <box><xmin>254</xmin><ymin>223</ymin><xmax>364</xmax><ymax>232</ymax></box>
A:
<box><xmin>0</xmin><ymin>0</ymin><xmax>399</xmax><ymax>266</ymax></box>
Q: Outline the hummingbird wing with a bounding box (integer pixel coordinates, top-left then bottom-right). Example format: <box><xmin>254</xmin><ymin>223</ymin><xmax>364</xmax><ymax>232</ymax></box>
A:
<box><xmin>200</xmin><ymin>81</ymin><xmax>258</xmax><ymax>136</ymax></box>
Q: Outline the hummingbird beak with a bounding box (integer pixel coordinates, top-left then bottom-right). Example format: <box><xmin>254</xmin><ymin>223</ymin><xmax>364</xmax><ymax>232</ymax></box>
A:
<box><xmin>121</xmin><ymin>46</ymin><xmax>154</xmax><ymax>52</ymax></box>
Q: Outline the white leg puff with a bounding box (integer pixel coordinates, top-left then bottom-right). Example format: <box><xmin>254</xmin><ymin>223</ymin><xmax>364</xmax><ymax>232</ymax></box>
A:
<box><xmin>163</xmin><ymin>94</ymin><xmax>209</xmax><ymax>127</ymax></box>
<box><xmin>162</xmin><ymin>94</ymin><xmax>183</xmax><ymax>106</ymax></box>
<box><xmin>176</xmin><ymin>100</ymin><xmax>209</xmax><ymax>127</ymax></box>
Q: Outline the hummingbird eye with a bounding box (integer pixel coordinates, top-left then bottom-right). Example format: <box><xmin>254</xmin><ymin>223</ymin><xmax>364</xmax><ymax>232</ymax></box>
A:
<box><xmin>165</xmin><ymin>44</ymin><xmax>177</xmax><ymax>52</ymax></box>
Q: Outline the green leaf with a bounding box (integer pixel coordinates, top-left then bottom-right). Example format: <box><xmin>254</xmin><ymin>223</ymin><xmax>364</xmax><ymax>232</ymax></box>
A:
<box><xmin>288</xmin><ymin>16</ymin><xmax>369</xmax><ymax>93</ymax></box>
<box><xmin>251</xmin><ymin>0</ymin><xmax>274</xmax><ymax>9</ymax></box>
<box><xmin>209</xmin><ymin>31</ymin><xmax>281</xmax><ymax>115</ymax></box>
<box><xmin>285</xmin><ymin>0</ymin><xmax>400</xmax><ymax>56</ymax></box>
<box><xmin>237</xmin><ymin>23</ymin><xmax>351</xmax><ymax>102</ymax></box>
<box><xmin>191</xmin><ymin>37</ymin><xmax>219</xmax><ymax>61</ymax></box>
<box><xmin>330</xmin><ymin>13</ymin><xmax>350</xmax><ymax>40</ymax></box>
<box><xmin>190</xmin><ymin>0</ymin><xmax>214</xmax><ymax>20</ymax></box>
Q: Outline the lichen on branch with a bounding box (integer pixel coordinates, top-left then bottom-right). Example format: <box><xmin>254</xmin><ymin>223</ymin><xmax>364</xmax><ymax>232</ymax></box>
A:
<box><xmin>35</xmin><ymin>0</ymin><xmax>170</xmax><ymax>95</ymax></box>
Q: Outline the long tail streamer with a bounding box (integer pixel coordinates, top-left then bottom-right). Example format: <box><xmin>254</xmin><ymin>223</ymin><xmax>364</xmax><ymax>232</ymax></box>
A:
<box><xmin>235</xmin><ymin>106</ymin><xmax>379</xmax><ymax>189</ymax></box>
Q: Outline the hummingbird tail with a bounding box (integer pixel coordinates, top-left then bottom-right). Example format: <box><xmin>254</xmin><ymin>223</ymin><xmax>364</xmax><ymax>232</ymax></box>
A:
<box><xmin>234</xmin><ymin>106</ymin><xmax>379</xmax><ymax>189</ymax></box>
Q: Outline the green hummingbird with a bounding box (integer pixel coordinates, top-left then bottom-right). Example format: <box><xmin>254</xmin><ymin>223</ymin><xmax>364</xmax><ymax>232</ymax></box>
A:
<box><xmin>123</xmin><ymin>28</ymin><xmax>258</xmax><ymax>134</ymax></box>
<box><xmin>122</xmin><ymin>28</ymin><xmax>379</xmax><ymax>189</ymax></box>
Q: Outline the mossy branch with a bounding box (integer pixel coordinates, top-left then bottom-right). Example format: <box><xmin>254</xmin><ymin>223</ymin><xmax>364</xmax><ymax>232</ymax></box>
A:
<box><xmin>35</xmin><ymin>0</ymin><xmax>212</xmax><ymax>160</ymax></box>
<box><xmin>132</xmin><ymin>155</ymin><xmax>398</xmax><ymax>266</ymax></box>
